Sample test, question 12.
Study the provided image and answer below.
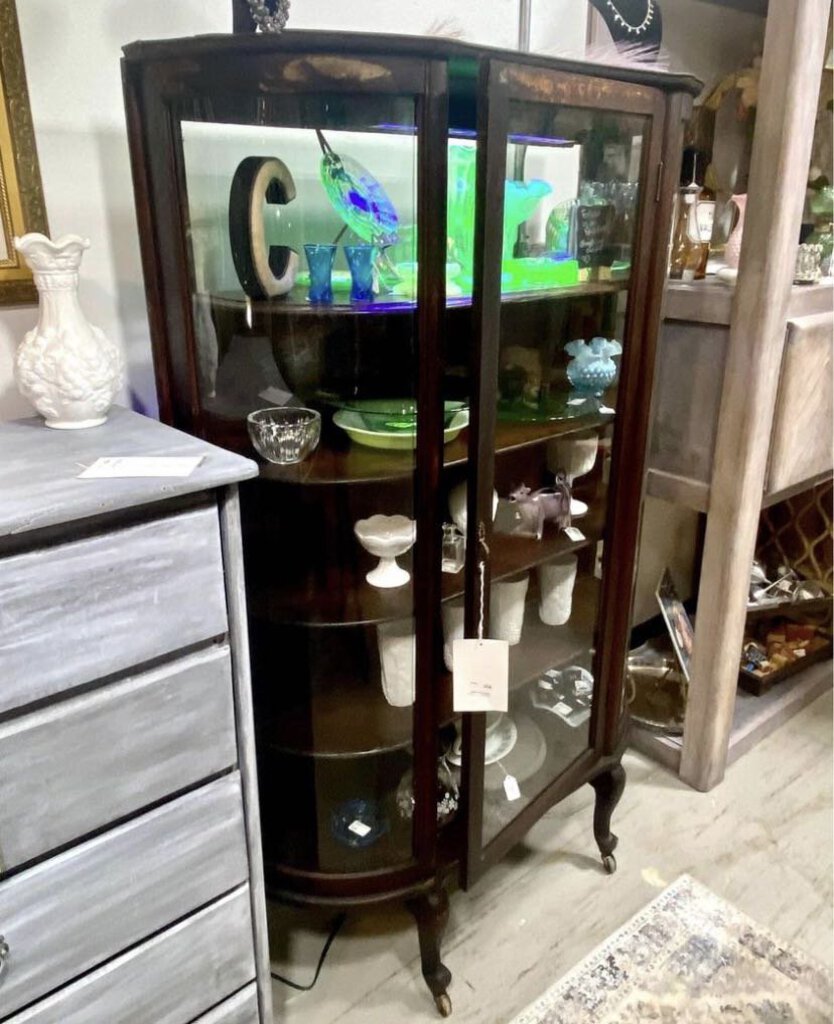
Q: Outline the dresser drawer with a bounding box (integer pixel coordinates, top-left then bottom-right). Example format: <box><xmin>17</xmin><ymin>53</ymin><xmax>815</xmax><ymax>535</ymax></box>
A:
<box><xmin>0</xmin><ymin>645</ymin><xmax>237</xmax><ymax>874</ymax></box>
<box><xmin>193</xmin><ymin>984</ymin><xmax>260</xmax><ymax>1024</ymax></box>
<box><xmin>6</xmin><ymin>887</ymin><xmax>256</xmax><ymax>1024</ymax></box>
<box><xmin>0</xmin><ymin>774</ymin><xmax>248</xmax><ymax>1018</ymax></box>
<box><xmin>0</xmin><ymin>505</ymin><xmax>228</xmax><ymax>715</ymax></box>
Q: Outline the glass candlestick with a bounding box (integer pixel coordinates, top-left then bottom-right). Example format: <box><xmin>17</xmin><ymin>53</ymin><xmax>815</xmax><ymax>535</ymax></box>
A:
<box><xmin>441</xmin><ymin>523</ymin><xmax>465</xmax><ymax>574</ymax></box>
<box><xmin>344</xmin><ymin>243</ymin><xmax>376</xmax><ymax>302</ymax></box>
<box><xmin>304</xmin><ymin>243</ymin><xmax>337</xmax><ymax>303</ymax></box>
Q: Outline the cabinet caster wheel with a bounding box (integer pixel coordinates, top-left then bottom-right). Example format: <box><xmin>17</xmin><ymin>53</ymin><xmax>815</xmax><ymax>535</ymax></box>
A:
<box><xmin>435</xmin><ymin>993</ymin><xmax>452</xmax><ymax>1017</ymax></box>
<box><xmin>602</xmin><ymin>854</ymin><xmax>617</xmax><ymax>875</ymax></box>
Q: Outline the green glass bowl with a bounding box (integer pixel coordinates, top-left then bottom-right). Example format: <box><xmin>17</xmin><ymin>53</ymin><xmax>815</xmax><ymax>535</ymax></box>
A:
<box><xmin>340</xmin><ymin>399</ymin><xmax>468</xmax><ymax>433</ymax></box>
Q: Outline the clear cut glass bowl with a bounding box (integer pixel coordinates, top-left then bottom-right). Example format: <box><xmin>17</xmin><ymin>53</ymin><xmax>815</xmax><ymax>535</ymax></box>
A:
<box><xmin>246</xmin><ymin>407</ymin><xmax>321</xmax><ymax>465</ymax></box>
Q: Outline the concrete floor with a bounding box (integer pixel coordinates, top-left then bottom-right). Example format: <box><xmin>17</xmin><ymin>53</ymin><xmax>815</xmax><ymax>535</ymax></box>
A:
<box><xmin>268</xmin><ymin>690</ymin><xmax>833</xmax><ymax>1024</ymax></box>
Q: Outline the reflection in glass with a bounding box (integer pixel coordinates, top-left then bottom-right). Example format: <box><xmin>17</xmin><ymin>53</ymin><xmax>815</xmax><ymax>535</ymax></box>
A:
<box><xmin>180</xmin><ymin>107</ymin><xmax>420</xmax><ymax>876</ymax></box>
<box><xmin>480</xmin><ymin>103</ymin><xmax>647</xmax><ymax>847</ymax></box>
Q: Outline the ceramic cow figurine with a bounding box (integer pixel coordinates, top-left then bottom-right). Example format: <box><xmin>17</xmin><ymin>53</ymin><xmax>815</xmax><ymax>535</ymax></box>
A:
<box><xmin>509</xmin><ymin>473</ymin><xmax>572</xmax><ymax>539</ymax></box>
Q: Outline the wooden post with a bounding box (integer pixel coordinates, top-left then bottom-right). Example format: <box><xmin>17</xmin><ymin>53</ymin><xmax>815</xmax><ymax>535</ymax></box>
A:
<box><xmin>679</xmin><ymin>0</ymin><xmax>831</xmax><ymax>791</ymax></box>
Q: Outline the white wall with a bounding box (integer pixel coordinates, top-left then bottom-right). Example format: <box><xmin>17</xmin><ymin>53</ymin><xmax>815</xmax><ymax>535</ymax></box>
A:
<box><xmin>660</xmin><ymin>0</ymin><xmax>765</xmax><ymax>95</ymax></box>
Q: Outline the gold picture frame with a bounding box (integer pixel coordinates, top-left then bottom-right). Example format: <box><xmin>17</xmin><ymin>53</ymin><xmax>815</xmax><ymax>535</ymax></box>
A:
<box><xmin>0</xmin><ymin>0</ymin><xmax>48</xmax><ymax>306</ymax></box>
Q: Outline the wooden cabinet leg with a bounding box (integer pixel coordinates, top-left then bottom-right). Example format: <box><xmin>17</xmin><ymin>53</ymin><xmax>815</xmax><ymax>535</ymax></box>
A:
<box><xmin>589</xmin><ymin>762</ymin><xmax>626</xmax><ymax>874</ymax></box>
<box><xmin>406</xmin><ymin>886</ymin><xmax>453</xmax><ymax>1017</ymax></box>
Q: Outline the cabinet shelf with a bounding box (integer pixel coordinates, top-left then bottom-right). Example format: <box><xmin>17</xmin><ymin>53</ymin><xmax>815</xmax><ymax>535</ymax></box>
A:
<box><xmin>259</xmin><ymin>578</ymin><xmax>598</xmax><ymax>760</ymax></box>
<box><xmin>251</xmin><ymin>411</ymin><xmax>614</xmax><ymax>486</ymax></box>
<box><xmin>745</xmin><ymin>593</ymin><xmax>832</xmax><ymax>622</ymax></box>
<box><xmin>209</xmin><ymin>279</ymin><xmax>627</xmax><ymax>321</ymax></box>
<box><xmin>260</xmin><ymin>674</ymin><xmax>455</xmax><ymax>759</ymax></box>
<box><xmin>509</xmin><ymin>576</ymin><xmax>599</xmax><ymax>692</ymax></box>
<box><xmin>247</xmin><ymin>502</ymin><xmax>605</xmax><ymax>627</ymax></box>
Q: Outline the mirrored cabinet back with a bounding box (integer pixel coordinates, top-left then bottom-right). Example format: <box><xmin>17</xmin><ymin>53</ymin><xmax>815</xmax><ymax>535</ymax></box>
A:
<box><xmin>121</xmin><ymin>29</ymin><xmax>700</xmax><ymax>1016</ymax></box>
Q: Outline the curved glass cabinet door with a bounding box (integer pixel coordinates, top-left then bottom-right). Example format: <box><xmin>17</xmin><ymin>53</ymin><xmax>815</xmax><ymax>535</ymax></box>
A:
<box><xmin>462</xmin><ymin>64</ymin><xmax>661</xmax><ymax>866</ymax></box>
<box><xmin>177</xmin><ymin>86</ymin><xmax>437</xmax><ymax>882</ymax></box>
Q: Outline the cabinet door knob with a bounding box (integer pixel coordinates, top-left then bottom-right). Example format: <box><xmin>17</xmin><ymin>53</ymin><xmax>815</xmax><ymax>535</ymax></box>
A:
<box><xmin>0</xmin><ymin>935</ymin><xmax>9</xmax><ymax>981</ymax></box>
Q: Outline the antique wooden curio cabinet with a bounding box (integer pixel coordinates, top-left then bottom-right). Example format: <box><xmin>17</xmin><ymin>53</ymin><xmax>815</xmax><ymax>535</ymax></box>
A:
<box><xmin>123</xmin><ymin>28</ymin><xmax>698</xmax><ymax>1015</ymax></box>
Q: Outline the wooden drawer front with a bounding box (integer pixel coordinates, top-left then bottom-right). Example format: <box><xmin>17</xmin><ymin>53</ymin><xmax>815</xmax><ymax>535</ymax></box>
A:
<box><xmin>193</xmin><ymin>984</ymin><xmax>260</xmax><ymax>1024</ymax></box>
<box><xmin>0</xmin><ymin>774</ymin><xmax>248</xmax><ymax>1018</ymax></box>
<box><xmin>0</xmin><ymin>505</ymin><xmax>227</xmax><ymax>715</ymax></box>
<box><xmin>767</xmin><ymin>312</ymin><xmax>834</xmax><ymax>494</ymax></box>
<box><xmin>0</xmin><ymin>646</ymin><xmax>236</xmax><ymax>874</ymax></box>
<box><xmin>7</xmin><ymin>888</ymin><xmax>256</xmax><ymax>1024</ymax></box>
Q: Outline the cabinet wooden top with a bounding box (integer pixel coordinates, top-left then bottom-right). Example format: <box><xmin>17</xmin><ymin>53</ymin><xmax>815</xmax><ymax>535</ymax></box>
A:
<box><xmin>121</xmin><ymin>29</ymin><xmax>702</xmax><ymax>96</ymax></box>
<box><xmin>0</xmin><ymin>406</ymin><xmax>256</xmax><ymax>539</ymax></box>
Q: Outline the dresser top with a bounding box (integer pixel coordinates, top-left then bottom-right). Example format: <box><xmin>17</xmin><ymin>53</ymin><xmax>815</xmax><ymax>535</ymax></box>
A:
<box><xmin>0</xmin><ymin>406</ymin><xmax>258</xmax><ymax>538</ymax></box>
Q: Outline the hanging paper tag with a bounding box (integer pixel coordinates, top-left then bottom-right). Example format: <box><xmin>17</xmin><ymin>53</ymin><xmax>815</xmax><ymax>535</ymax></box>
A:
<box><xmin>503</xmin><ymin>774</ymin><xmax>521</xmax><ymax>801</ymax></box>
<box><xmin>452</xmin><ymin>638</ymin><xmax>509</xmax><ymax>712</ymax></box>
<box><xmin>348</xmin><ymin>820</ymin><xmax>371</xmax><ymax>838</ymax></box>
<box><xmin>564</xmin><ymin>526</ymin><xmax>586</xmax><ymax>543</ymax></box>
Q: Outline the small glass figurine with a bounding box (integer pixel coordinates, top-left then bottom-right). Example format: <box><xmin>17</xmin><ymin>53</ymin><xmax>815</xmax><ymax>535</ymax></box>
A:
<box><xmin>564</xmin><ymin>337</ymin><xmax>622</xmax><ymax>396</ymax></box>
<box><xmin>441</xmin><ymin>523</ymin><xmax>465</xmax><ymax>574</ymax></box>
<box><xmin>344</xmin><ymin>243</ymin><xmax>376</xmax><ymax>302</ymax></box>
<box><xmin>304</xmin><ymin>243</ymin><xmax>337</xmax><ymax>303</ymax></box>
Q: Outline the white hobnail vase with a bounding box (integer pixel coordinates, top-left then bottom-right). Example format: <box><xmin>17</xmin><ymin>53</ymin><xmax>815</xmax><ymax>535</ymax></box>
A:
<box><xmin>490</xmin><ymin>574</ymin><xmax>530</xmax><ymax>645</ymax></box>
<box><xmin>14</xmin><ymin>233</ymin><xmax>123</xmax><ymax>429</ymax></box>
<box><xmin>441</xmin><ymin>600</ymin><xmax>466</xmax><ymax>672</ymax></box>
<box><xmin>537</xmin><ymin>555</ymin><xmax>578</xmax><ymax>626</ymax></box>
<box><xmin>377</xmin><ymin>618</ymin><xmax>416</xmax><ymax>707</ymax></box>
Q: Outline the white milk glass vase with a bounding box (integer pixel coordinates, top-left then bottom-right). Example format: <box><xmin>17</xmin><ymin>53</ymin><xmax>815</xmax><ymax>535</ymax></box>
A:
<box><xmin>14</xmin><ymin>233</ymin><xmax>123</xmax><ymax>428</ymax></box>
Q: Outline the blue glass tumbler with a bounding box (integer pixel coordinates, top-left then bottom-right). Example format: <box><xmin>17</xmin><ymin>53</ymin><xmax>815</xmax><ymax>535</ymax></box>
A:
<box><xmin>344</xmin><ymin>244</ymin><xmax>376</xmax><ymax>302</ymax></box>
<box><xmin>304</xmin><ymin>244</ymin><xmax>337</xmax><ymax>303</ymax></box>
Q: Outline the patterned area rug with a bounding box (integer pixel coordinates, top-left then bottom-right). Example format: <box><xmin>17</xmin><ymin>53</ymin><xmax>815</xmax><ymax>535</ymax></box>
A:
<box><xmin>511</xmin><ymin>875</ymin><xmax>832</xmax><ymax>1024</ymax></box>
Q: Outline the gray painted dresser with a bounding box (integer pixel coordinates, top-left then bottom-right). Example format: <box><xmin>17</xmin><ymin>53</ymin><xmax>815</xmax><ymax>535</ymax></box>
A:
<box><xmin>0</xmin><ymin>407</ymin><xmax>273</xmax><ymax>1024</ymax></box>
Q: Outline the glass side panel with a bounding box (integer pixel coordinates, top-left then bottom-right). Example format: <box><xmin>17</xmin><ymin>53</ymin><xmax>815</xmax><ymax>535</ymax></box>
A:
<box><xmin>179</xmin><ymin>101</ymin><xmax>428</xmax><ymax>875</ymax></box>
<box><xmin>475</xmin><ymin>101</ymin><xmax>648</xmax><ymax>847</ymax></box>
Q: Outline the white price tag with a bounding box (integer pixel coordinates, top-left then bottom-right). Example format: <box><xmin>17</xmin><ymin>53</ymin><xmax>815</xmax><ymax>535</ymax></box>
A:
<box><xmin>503</xmin><ymin>774</ymin><xmax>521</xmax><ymax>801</ymax></box>
<box><xmin>564</xmin><ymin>526</ymin><xmax>586</xmax><ymax>542</ymax></box>
<box><xmin>79</xmin><ymin>456</ymin><xmax>204</xmax><ymax>479</ymax></box>
<box><xmin>554</xmin><ymin>701</ymin><xmax>573</xmax><ymax>716</ymax></box>
<box><xmin>348</xmin><ymin>820</ymin><xmax>371</xmax><ymax>838</ymax></box>
<box><xmin>599</xmin><ymin>405</ymin><xmax>616</xmax><ymax>415</ymax></box>
<box><xmin>567</xmin><ymin>397</ymin><xmax>587</xmax><ymax>407</ymax></box>
<box><xmin>452</xmin><ymin>638</ymin><xmax>509</xmax><ymax>712</ymax></box>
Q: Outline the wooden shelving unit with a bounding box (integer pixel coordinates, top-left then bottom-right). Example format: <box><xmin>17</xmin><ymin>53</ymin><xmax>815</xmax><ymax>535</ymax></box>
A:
<box><xmin>634</xmin><ymin>0</ymin><xmax>833</xmax><ymax>791</ymax></box>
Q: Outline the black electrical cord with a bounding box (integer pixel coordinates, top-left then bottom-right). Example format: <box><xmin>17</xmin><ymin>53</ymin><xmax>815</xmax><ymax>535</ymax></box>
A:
<box><xmin>270</xmin><ymin>912</ymin><xmax>348</xmax><ymax>992</ymax></box>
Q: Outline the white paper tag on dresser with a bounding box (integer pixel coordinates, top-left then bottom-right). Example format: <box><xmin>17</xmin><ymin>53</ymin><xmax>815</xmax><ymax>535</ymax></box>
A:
<box><xmin>567</xmin><ymin>397</ymin><xmax>588</xmax><ymax>407</ymax></box>
<box><xmin>452</xmin><ymin>638</ymin><xmax>508</xmax><ymax>712</ymax></box>
<box><xmin>503</xmin><ymin>774</ymin><xmax>521</xmax><ymax>801</ymax></box>
<box><xmin>348</xmin><ymin>820</ymin><xmax>371</xmax><ymax>839</ymax></box>
<box><xmin>564</xmin><ymin>526</ymin><xmax>586</xmax><ymax>543</ymax></box>
<box><xmin>79</xmin><ymin>456</ymin><xmax>204</xmax><ymax>479</ymax></box>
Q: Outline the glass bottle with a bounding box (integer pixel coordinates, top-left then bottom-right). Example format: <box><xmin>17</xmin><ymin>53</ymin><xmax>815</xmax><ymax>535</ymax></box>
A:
<box><xmin>441</xmin><ymin>523</ymin><xmax>465</xmax><ymax>574</ymax></box>
<box><xmin>669</xmin><ymin>179</ymin><xmax>704</xmax><ymax>282</ymax></box>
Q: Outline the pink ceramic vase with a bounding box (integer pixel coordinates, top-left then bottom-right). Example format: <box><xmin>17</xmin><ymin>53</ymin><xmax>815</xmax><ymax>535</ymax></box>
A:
<box><xmin>723</xmin><ymin>193</ymin><xmax>747</xmax><ymax>270</ymax></box>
